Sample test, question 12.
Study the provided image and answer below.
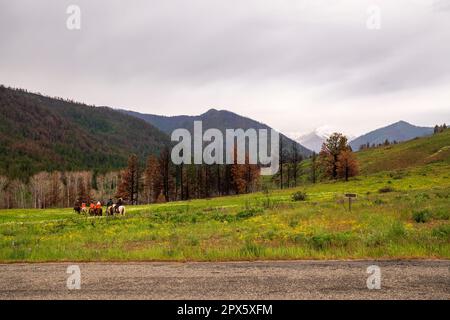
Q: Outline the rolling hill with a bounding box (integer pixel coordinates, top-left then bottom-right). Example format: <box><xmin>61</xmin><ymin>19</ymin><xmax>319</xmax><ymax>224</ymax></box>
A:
<box><xmin>349</xmin><ymin>121</ymin><xmax>433</xmax><ymax>151</ymax></box>
<box><xmin>0</xmin><ymin>86</ymin><xmax>170</xmax><ymax>180</ymax></box>
<box><xmin>356</xmin><ymin>128</ymin><xmax>450</xmax><ymax>174</ymax></box>
<box><xmin>122</xmin><ymin>108</ymin><xmax>312</xmax><ymax>157</ymax></box>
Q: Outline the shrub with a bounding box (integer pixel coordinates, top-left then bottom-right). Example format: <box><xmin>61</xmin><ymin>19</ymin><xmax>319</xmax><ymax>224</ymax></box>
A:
<box><xmin>292</xmin><ymin>191</ymin><xmax>307</xmax><ymax>201</ymax></box>
<box><xmin>432</xmin><ymin>225</ymin><xmax>450</xmax><ymax>240</ymax></box>
<box><xmin>331</xmin><ymin>232</ymin><xmax>353</xmax><ymax>247</ymax></box>
<box><xmin>236</xmin><ymin>207</ymin><xmax>262</xmax><ymax>220</ymax></box>
<box><xmin>263</xmin><ymin>229</ymin><xmax>277</xmax><ymax>241</ymax></box>
<box><xmin>412</xmin><ymin>210</ymin><xmax>431</xmax><ymax>223</ymax></box>
<box><xmin>389</xmin><ymin>170</ymin><xmax>406</xmax><ymax>180</ymax></box>
<box><xmin>211</xmin><ymin>210</ymin><xmax>235</xmax><ymax>223</ymax></box>
<box><xmin>305</xmin><ymin>231</ymin><xmax>353</xmax><ymax>250</ymax></box>
<box><xmin>291</xmin><ymin>233</ymin><xmax>307</xmax><ymax>244</ymax></box>
<box><xmin>365</xmin><ymin>232</ymin><xmax>386</xmax><ymax>247</ymax></box>
<box><xmin>240</xmin><ymin>241</ymin><xmax>265</xmax><ymax>257</ymax></box>
<box><xmin>187</xmin><ymin>235</ymin><xmax>199</xmax><ymax>246</ymax></box>
<box><xmin>309</xmin><ymin>233</ymin><xmax>332</xmax><ymax>250</ymax></box>
<box><xmin>388</xmin><ymin>221</ymin><xmax>406</xmax><ymax>237</ymax></box>
<box><xmin>379</xmin><ymin>186</ymin><xmax>395</xmax><ymax>193</ymax></box>
<box><xmin>433</xmin><ymin>209</ymin><xmax>450</xmax><ymax>220</ymax></box>
<box><xmin>373</xmin><ymin>199</ymin><xmax>385</xmax><ymax>205</ymax></box>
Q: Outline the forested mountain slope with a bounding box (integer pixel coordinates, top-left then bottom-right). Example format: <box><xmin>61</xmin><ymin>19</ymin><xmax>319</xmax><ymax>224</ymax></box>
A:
<box><xmin>123</xmin><ymin>108</ymin><xmax>312</xmax><ymax>157</ymax></box>
<box><xmin>0</xmin><ymin>86</ymin><xmax>169</xmax><ymax>180</ymax></box>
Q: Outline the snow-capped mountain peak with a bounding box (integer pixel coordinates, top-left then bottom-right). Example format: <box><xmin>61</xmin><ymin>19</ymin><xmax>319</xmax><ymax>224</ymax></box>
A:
<box><xmin>296</xmin><ymin>126</ymin><xmax>355</xmax><ymax>153</ymax></box>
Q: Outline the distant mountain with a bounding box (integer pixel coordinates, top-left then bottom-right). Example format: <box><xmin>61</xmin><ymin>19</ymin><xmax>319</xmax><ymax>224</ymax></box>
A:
<box><xmin>0</xmin><ymin>86</ymin><xmax>169</xmax><ymax>180</ymax></box>
<box><xmin>296</xmin><ymin>126</ymin><xmax>356</xmax><ymax>153</ymax></box>
<box><xmin>122</xmin><ymin>108</ymin><xmax>312</xmax><ymax>157</ymax></box>
<box><xmin>296</xmin><ymin>131</ymin><xmax>326</xmax><ymax>153</ymax></box>
<box><xmin>349</xmin><ymin>121</ymin><xmax>433</xmax><ymax>151</ymax></box>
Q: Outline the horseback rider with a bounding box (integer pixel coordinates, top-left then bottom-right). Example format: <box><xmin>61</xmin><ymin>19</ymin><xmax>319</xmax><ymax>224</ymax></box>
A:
<box><xmin>106</xmin><ymin>199</ymin><xmax>113</xmax><ymax>207</ymax></box>
<box><xmin>74</xmin><ymin>200</ymin><xmax>81</xmax><ymax>214</ymax></box>
<box><xmin>115</xmin><ymin>198</ymin><xmax>123</xmax><ymax>213</ymax></box>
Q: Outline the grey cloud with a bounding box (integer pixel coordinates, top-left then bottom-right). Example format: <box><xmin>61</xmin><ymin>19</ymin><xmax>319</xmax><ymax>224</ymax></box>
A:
<box><xmin>0</xmin><ymin>0</ymin><xmax>449</xmax><ymax>135</ymax></box>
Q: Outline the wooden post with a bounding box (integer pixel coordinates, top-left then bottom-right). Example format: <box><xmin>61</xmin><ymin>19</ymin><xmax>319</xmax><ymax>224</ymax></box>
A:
<box><xmin>345</xmin><ymin>193</ymin><xmax>357</xmax><ymax>211</ymax></box>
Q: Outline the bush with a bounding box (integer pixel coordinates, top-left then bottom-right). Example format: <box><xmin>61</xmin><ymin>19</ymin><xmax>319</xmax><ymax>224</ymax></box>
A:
<box><xmin>240</xmin><ymin>241</ymin><xmax>265</xmax><ymax>257</ymax></box>
<box><xmin>389</xmin><ymin>170</ymin><xmax>406</xmax><ymax>180</ymax></box>
<box><xmin>433</xmin><ymin>209</ymin><xmax>450</xmax><ymax>220</ymax></box>
<box><xmin>373</xmin><ymin>199</ymin><xmax>385</xmax><ymax>205</ymax></box>
<box><xmin>263</xmin><ymin>229</ymin><xmax>277</xmax><ymax>241</ymax></box>
<box><xmin>187</xmin><ymin>234</ymin><xmax>200</xmax><ymax>246</ymax></box>
<box><xmin>236</xmin><ymin>207</ymin><xmax>262</xmax><ymax>220</ymax></box>
<box><xmin>309</xmin><ymin>233</ymin><xmax>332</xmax><ymax>250</ymax></box>
<box><xmin>412</xmin><ymin>210</ymin><xmax>431</xmax><ymax>223</ymax></box>
<box><xmin>307</xmin><ymin>231</ymin><xmax>353</xmax><ymax>250</ymax></box>
<box><xmin>291</xmin><ymin>233</ymin><xmax>307</xmax><ymax>244</ymax></box>
<box><xmin>388</xmin><ymin>221</ymin><xmax>406</xmax><ymax>237</ymax></box>
<box><xmin>292</xmin><ymin>191</ymin><xmax>307</xmax><ymax>201</ymax></box>
<box><xmin>212</xmin><ymin>211</ymin><xmax>234</xmax><ymax>223</ymax></box>
<box><xmin>379</xmin><ymin>186</ymin><xmax>395</xmax><ymax>193</ymax></box>
<box><xmin>432</xmin><ymin>225</ymin><xmax>450</xmax><ymax>240</ymax></box>
<box><xmin>365</xmin><ymin>232</ymin><xmax>386</xmax><ymax>247</ymax></box>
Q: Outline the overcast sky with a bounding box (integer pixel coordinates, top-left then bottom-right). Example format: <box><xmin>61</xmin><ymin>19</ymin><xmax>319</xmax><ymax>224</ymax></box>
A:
<box><xmin>1</xmin><ymin>0</ymin><xmax>449</xmax><ymax>137</ymax></box>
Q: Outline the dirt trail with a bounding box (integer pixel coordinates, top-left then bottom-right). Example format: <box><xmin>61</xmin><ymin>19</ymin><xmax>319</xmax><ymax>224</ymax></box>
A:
<box><xmin>0</xmin><ymin>260</ymin><xmax>448</xmax><ymax>300</ymax></box>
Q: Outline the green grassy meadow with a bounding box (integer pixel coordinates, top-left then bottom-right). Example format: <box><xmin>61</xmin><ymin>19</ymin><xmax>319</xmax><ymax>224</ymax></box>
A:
<box><xmin>0</xmin><ymin>131</ymin><xmax>449</xmax><ymax>262</ymax></box>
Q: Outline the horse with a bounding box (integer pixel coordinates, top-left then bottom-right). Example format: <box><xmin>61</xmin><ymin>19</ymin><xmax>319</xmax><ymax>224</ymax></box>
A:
<box><xmin>88</xmin><ymin>207</ymin><xmax>103</xmax><ymax>216</ymax></box>
<box><xmin>80</xmin><ymin>207</ymin><xmax>89</xmax><ymax>215</ymax></box>
<box><xmin>73</xmin><ymin>205</ymin><xmax>81</xmax><ymax>214</ymax></box>
<box><xmin>107</xmin><ymin>204</ymin><xmax>125</xmax><ymax>216</ymax></box>
<box><xmin>117</xmin><ymin>205</ymin><xmax>125</xmax><ymax>215</ymax></box>
<box><xmin>107</xmin><ymin>205</ymin><xmax>114</xmax><ymax>216</ymax></box>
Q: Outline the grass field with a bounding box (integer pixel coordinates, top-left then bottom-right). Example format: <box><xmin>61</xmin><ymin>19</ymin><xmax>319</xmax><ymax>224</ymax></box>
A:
<box><xmin>0</xmin><ymin>131</ymin><xmax>449</xmax><ymax>262</ymax></box>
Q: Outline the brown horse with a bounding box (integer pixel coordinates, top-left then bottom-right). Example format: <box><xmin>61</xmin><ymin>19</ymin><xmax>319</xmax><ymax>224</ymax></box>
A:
<box><xmin>89</xmin><ymin>207</ymin><xmax>103</xmax><ymax>216</ymax></box>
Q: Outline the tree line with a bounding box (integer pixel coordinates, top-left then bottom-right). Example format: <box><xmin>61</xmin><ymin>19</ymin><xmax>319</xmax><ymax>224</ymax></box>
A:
<box><xmin>434</xmin><ymin>124</ymin><xmax>447</xmax><ymax>134</ymax></box>
<box><xmin>0</xmin><ymin>171</ymin><xmax>119</xmax><ymax>209</ymax></box>
<box><xmin>274</xmin><ymin>132</ymin><xmax>359</xmax><ymax>187</ymax></box>
<box><xmin>0</xmin><ymin>133</ymin><xmax>360</xmax><ymax>209</ymax></box>
<box><xmin>115</xmin><ymin>147</ymin><xmax>260</xmax><ymax>205</ymax></box>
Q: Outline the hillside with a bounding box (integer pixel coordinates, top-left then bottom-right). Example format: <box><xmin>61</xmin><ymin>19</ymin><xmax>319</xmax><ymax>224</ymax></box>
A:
<box><xmin>357</xmin><ymin>128</ymin><xmax>450</xmax><ymax>174</ymax></box>
<box><xmin>0</xmin><ymin>86</ymin><xmax>170</xmax><ymax>180</ymax></box>
<box><xmin>122</xmin><ymin>108</ymin><xmax>312</xmax><ymax>157</ymax></box>
<box><xmin>349</xmin><ymin>121</ymin><xmax>433</xmax><ymax>151</ymax></box>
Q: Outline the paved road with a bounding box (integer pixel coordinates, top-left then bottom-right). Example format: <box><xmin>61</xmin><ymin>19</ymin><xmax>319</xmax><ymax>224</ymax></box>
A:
<box><xmin>0</xmin><ymin>260</ymin><xmax>448</xmax><ymax>300</ymax></box>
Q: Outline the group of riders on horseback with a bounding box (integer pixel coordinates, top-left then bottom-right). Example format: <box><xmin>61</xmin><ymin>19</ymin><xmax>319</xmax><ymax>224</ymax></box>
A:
<box><xmin>73</xmin><ymin>198</ymin><xmax>125</xmax><ymax>216</ymax></box>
